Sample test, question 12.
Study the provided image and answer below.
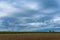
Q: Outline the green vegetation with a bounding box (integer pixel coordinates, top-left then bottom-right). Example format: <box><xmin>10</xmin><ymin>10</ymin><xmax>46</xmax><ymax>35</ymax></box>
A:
<box><xmin>0</xmin><ymin>30</ymin><xmax>58</xmax><ymax>34</ymax></box>
<box><xmin>0</xmin><ymin>32</ymin><xmax>59</xmax><ymax>34</ymax></box>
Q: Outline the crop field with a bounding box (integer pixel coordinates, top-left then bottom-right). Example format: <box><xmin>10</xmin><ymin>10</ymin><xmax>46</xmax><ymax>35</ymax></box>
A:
<box><xmin>0</xmin><ymin>32</ymin><xmax>60</xmax><ymax>40</ymax></box>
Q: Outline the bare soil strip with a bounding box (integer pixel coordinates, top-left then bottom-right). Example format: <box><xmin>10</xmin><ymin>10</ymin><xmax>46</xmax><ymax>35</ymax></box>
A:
<box><xmin>0</xmin><ymin>33</ymin><xmax>60</xmax><ymax>40</ymax></box>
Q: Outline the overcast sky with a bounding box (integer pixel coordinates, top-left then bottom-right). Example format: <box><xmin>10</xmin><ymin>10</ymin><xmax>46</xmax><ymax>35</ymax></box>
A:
<box><xmin>0</xmin><ymin>0</ymin><xmax>60</xmax><ymax>32</ymax></box>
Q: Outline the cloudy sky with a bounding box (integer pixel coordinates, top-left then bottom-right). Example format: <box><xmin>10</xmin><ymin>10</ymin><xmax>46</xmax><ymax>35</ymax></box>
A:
<box><xmin>0</xmin><ymin>0</ymin><xmax>60</xmax><ymax>32</ymax></box>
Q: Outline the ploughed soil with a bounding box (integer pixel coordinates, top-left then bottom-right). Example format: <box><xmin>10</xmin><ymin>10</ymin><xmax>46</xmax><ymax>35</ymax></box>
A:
<box><xmin>0</xmin><ymin>33</ymin><xmax>60</xmax><ymax>40</ymax></box>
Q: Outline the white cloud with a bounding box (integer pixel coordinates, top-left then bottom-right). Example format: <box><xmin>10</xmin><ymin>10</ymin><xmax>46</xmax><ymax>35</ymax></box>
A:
<box><xmin>27</xmin><ymin>22</ymin><xmax>41</xmax><ymax>27</ymax></box>
<box><xmin>0</xmin><ymin>1</ymin><xmax>21</xmax><ymax>17</ymax></box>
<box><xmin>28</xmin><ymin>22</ymin><xmax>47</xmax><ymax>27</ymax></box>
<box><xmin>24</xmin><ymin>3</ymin><xmax>38</xmax><ymax>10</ymax></box>
<box><xmin>20</xmin><ymin>1</ymin><xmax>40</xmax><ymax>10</ymax></box>
<box><xmin>53</xmin><ymin>17</ymin><xmax>60</xmax><ymax>22</ymax></box>
<box><xmin>19</xmin><ymin>22</ymin><xmax>47</xmax><ymax>27</ymax></box>
<box><xmin>51</xmin><ymin>16</ymin><xmax>60</xmax><ymax>23</ymax></box>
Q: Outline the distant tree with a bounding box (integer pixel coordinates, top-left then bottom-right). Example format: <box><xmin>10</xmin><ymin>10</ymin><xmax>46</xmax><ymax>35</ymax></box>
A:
<box><xmin>49</xmin><ymin>30</ymin><xmax>55</xmax><ymax>32</ymax></box>
<box><xmin>49</xmin><ymin>30</ymin><xmax>52</xmax><ymax>32</ymax></box>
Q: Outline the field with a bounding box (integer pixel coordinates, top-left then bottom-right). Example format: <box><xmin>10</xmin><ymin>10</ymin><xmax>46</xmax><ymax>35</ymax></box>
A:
<box><xmin>0</xmin><ymin>32</ymin><xmax>60</xmax><ymax>40</ymax></box>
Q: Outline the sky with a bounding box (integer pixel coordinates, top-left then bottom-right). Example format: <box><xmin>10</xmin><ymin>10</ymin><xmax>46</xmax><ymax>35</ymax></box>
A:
<box><xmin>0</xmin><ymin>0</ymin><xmax>60</xmax><ymax>32</ymax></box>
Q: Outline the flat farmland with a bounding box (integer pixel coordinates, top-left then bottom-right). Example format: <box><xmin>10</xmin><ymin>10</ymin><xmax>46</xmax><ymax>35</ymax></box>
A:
<box><xmin>0</xmin><ymin>33</ymin><xmax>60</xmax><ymax>40</ymax></box>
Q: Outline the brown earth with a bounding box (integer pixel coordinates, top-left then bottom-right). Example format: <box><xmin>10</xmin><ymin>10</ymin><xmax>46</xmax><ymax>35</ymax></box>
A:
<box><xmin>0</xmin><ymin>33</ymin><xmax>60</xmax><ymax>40</ymax></box>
